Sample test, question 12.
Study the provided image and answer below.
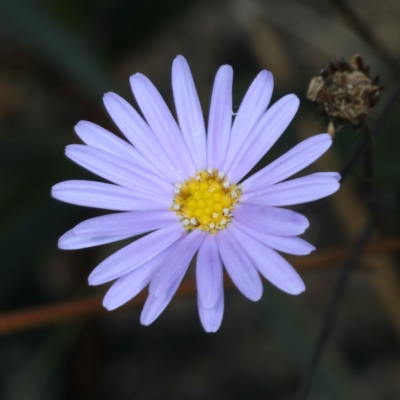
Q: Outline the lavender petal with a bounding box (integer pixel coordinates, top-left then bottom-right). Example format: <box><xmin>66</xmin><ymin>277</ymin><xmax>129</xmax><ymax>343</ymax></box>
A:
<box><xmin>242</xmin><ymin>173</ymin><xmax>340</xmax><ymax>206</ymax></box>
<box><xmin>51</xmin><ymin>180</ymin><xmax>171</xmax><ymax>211</ymax></box>
<box><xmin>58</xmin><ymin>229</ymin><xmax>133</xmax><ymax>250</ymax></box>
<box><xmin>312</xmin><ymin>172</ymin><xmax>341</xmax><ymax>181</ymax></box>
<box><xmin>73</xmin><ymin>210</ymin><xmax>177</xmax><ymax>237</ymax></box>
<box><xmin>216</xmin><ymin>228</ymin><xmax>263</xmax><ymax>301</ymax></box>
<box><xmin>140</xmin><ymin>269</ymin><xmax>186</xmax><ymax>326</ymax></box>
<box><xmin>65</xmin><ymin>144</ymin><xmax>173</xmax><ymax>198</ymax></box>
<box><xmin>88</xmin><ymin>223</ymin><xmax>185</xmax><ymax>285</ymax></box>
<box><xmin>232</xmin><ymin>203</ymin><xmax>309</xmax><ymax>236</ymax></box>
<box><xmin>103</xmin><ymin>249</ymin><xmax>169</xmax><ymax>310</ymax></box>
<box><xmin>74</xmin><ymin>121</ymin><xmax>161</xmax><ymax>176</ymax></box>
<box><xmin>224</xmin><ymin>70</ymin><xmax>274</xmax><ymax>172</ymax></box>
<box><xmin>198</xmin><ymin>290</ymin><xmax>224</xmax><ymax>333</ymax></box>
<box><xmin>172</xmin><ymin>55</ymin><xmax>207</xmax><ymax>170</ymax></box>
<box><xmin>103</xmin><ymin>92</ymin><xmax>179</xmax><ymax>182</ymax></box>
<box><xmin>235</xmin><ymin>220</ymin><xmax>315</xmax><ymax>255</ymax></box>
<box><xmin>243</xmin><ymin>134</ymin><xmax>333</xmax><ymax>191</ymax></box>
<box><xmin>226</xmin><ymin>94</ymin><xmax>299</xmax><ymax>182</ymax></box>
<box><xmin>130</xmin><ymin>73</ymin><xmax>196</xmax><ymax>178</ymax></box>
<box><xmin>230</xmin><ymin>226</ymin><xmax>305</xmax><ymax>295</ymax></box>
<box><xmin>206</xmin><ymin>65</ymin><xmax>233</xmax><ymax>170</ymax></box>
<box><xmin>149</xmin><ymin>229</ymin><xmax>206</xmax><ymax>297</ymax></box>
<box><xmin>196</xmin><ymin>234</ymin><xmax>223</xmax><ymax>308</ymax></box>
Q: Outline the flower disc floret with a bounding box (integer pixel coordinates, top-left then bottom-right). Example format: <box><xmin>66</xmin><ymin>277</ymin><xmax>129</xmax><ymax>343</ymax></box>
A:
<box><xmin>172</xmin><ymin>169</ymin><xmax>241</xmax><ymax>234</ymax></box>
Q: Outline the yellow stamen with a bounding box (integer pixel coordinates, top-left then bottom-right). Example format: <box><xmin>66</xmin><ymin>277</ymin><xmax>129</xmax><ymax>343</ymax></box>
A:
<box><xmin>171</xmin><ymin>169</ymin><xmax>241</xmax><ymax>233</ymax></box>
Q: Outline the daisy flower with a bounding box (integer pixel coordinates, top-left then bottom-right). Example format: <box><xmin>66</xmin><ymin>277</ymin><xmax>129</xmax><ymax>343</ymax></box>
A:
<box><xmin>52</xmin><ymin>55</ymin><xmax>340</xmax><ymax>332</ymax></box>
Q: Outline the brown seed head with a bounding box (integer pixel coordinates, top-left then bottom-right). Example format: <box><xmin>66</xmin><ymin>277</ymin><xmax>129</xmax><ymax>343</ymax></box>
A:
<box><xmin>307</xmin><ymin>54</ymin><xmax>382</xmax><ymax>136</ymax></box>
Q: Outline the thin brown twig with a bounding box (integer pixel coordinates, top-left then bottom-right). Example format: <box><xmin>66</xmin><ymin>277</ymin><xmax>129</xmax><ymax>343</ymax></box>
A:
<box><xmin>287</xmin><ymin>235</ymin><xmax>400</xmax><ymax>271</ymax></box>
<box><xmin>1</xmin><ymin>236</ymin><xmax>400</xmax><ymax>336</ymax></box>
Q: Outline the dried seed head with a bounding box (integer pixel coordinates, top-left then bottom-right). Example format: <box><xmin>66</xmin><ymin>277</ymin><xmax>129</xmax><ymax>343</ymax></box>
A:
<box><xmin>307</xmin><ymin>54</ymin><xmax>382</xmax><ymax>136</ymax></box>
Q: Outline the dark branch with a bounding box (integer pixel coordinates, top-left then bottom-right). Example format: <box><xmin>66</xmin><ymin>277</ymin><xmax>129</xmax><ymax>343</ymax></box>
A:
<box><xmin>295</xmin><ymin>218</ymin><xmax>374</xmax><ymax>400</ymax></box>
<box><xmin>340</xmin><ymin>82</ymin><xmax>400</xmax><ymax>182</ymax></box>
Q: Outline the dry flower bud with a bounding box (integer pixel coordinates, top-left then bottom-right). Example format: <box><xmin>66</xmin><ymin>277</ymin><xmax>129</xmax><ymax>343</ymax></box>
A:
<box><xmin>307</xmin><ymin>54</ymin><xmax>382</xmax><ymax>136</ymax></box>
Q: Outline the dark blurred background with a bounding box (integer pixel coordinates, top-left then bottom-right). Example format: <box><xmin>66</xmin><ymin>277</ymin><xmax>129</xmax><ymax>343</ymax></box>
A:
<box><xmin>1</xmin><ymin>0</ymin><xmax>400</xmax><ymax>399</ymax></box>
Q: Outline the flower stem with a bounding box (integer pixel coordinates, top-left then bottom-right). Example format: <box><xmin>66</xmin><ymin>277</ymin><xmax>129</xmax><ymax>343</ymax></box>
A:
<box><xmin>296</xmin><ymin>121</ymin><xmax>377</xmax><ymax>399</ymax></box>
<box><xmin>295</xmin><ymin>218</ymin><xmax>374</xmax><ymax>400</ymax></box>
<box><xmin>361</xmin><ymin>125</ymin><xmax>375</xmax><ymax>208</ymax></box>
<box><xmin>340</xmin><ymin>82</ymin><xmax>400</xmax><ymax>182</ymax></box>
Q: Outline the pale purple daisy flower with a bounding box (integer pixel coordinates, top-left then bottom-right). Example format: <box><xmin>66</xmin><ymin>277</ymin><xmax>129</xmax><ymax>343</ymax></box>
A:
<box><xmin>52</xmin><ymin>55</ymin><xmax>340</xmax><ymax>332</ymax></box>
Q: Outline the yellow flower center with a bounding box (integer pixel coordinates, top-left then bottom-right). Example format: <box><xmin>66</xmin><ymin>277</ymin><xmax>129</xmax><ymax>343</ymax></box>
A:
<box><xmin>172</xmin><ymin>169</ymin><xmax>241</xmax><ymax>234</ymax></box>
